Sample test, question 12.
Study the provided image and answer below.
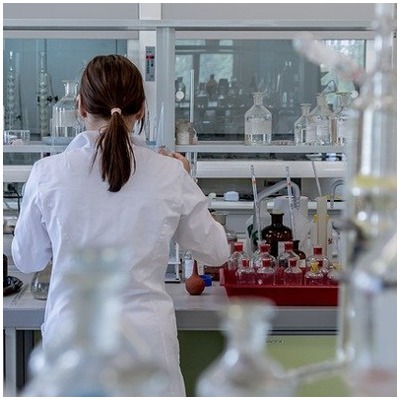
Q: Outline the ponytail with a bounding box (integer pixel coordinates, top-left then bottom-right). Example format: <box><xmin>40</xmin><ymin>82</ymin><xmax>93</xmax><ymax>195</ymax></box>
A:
<box><xmin>95</xmin><ymin>111</ymin><xmax>136</xmax><ymax>192</ymax></box>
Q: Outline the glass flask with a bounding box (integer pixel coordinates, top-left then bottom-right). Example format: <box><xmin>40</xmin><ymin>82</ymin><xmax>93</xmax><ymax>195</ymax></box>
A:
<box><xmin>261</xmin><ymin>212</ymin><xmax>293</xmax><ymax>258</ymax></box>
<box><xmin>224</xmin><ymin>242</ymin><xmax>249</xmax><ymax>284</ymax></box>
<box><xmin>256</xmin><ymin>258</ymin><xmax>275</xmax><ymax>285</ymax></box>
<box><xmin>310</xmin><ymin>93</ymin><xmax>334</xmax><ymax>145</ymax></box>
<box><xmin>284</xmin><ymin>258</ymin><xmax>303</xmax><ymax>286</ymax></box>
<box><xmin>196</xmin><ymin>298</ymin><xmax>295</xmax><ymax>396</ymax></box>
<box><xmin>294</xmin><ymin>103</ymin><xmax>316</xmax><ymax>145</ymax></box>
<box><xmin>333</xmin><ymin>92</ymin><xmax>352</xmax><ymax>145</ymax></box>
<box><xmin>304</xmin><ymin>261</ymin><xmax>324</xmax><ymax>286</ymax></box>
<box><xmin>236</xmin><ymin>258</ymin><xmax>256</xmax><ymax>285</ymax></box>
<box><xmin>346</xmin><ymin>228</ymin><xmax>396</xmax><ymax>396</ymax></box>
<box><xmin>244</xmin><ymin>92</ymin><xmax>272</xmax><ymax>145</ymax></box>
<box><xmin>23</xmin><ymin>247</ymin><xmax>167</xmax><ymax>396</ymax></box>
<box><xmin>30</xmin><ymin>259</ymin><xmax>52</xmax><ymax>300</ymax></box>
<box><xmin>52</xmin><ymin>80</ymin><xmax>82</xmax><ymax>139</ymax></box>
<box><xmin>251</xmin><ymin>242</ymin><xmax>276</xmax><ymax>271</ymax></box>
<box><xmin>275</xmin><ymin>241</ymin><xmax>299</xmax><ymax>285</ymax></box>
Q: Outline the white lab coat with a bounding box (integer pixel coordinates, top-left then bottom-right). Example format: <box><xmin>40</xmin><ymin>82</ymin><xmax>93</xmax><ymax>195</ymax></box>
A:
<box><xmin>12</xmin><ymin>131</ymin><xmax>230</xmax><ymax>396</ymax></box>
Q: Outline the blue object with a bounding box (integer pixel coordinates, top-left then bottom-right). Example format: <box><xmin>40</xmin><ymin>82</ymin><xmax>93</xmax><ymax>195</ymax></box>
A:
<box><xmin>200</xmin><ymin>274</ymin><xmax>212</xmax><ymax>287</ymax></box>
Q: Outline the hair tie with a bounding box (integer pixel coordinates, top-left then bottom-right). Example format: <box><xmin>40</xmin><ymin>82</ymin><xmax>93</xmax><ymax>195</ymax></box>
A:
<box><xmin>111</xmin><ymin>107</ymin><xmax>122</xmax><ymax>115</ymax></box>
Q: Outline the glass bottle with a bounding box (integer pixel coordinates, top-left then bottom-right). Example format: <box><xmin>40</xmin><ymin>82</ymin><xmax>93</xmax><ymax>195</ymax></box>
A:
<box><xmin>224</xmin><ymin>242</ymin><xmax>249</xmax><ymax>284</ymax></box>
<box><xmin>284</xmin><ymin>258</ymin><xmax>303</xmax><ymax>286</ymax></box>
<box><xmin>261</xmin><ymin>212</ymin><xmax>293</xmax><ymax>258</ymax></box>
<box><xmin>333</xmin><ymin>92</ymin><xmax>352</xmax><ymax>145</ymax></box>
<box><xmin>304</xmin><ymin>261</ymin><xmax>324</xmax><ymax>286</ymax></box>
<box><xmin>294</xmin><ymin>103</ymin><xmax>316</xmax><ymax>145</ymax></box>
<box><xmin>30</xmin><ymin>259</ymin><xmax>53</xmax><ymax>300</ymax></box>
<box><xmin>183</xmin><ymin>250</ymin><xmax>194</xmax><ymax>281</ymax></box>
<box><xmin>326</xmin><ymin>262</ymin><xmax>341</xmax><ymax>286</ymax></box>
<box><xmin>236</xmin><ymin>258</ymin><xmax>256</xmax><ymax>285</ymax></box>
<box><xmin>306</xmin><ymin>245</ymin><xmax>330</xmax><ymax>283</ymax></box>
<box><xmin>244</xmin><ymin>92</ymin><xmax>272</xmax><ymax>145</ymax></box>
<box><xmin>275</xmin><ymin>241</ymin><xmax>299</xmax><ymax>285</ymax></box>
<box><xmin>251</xmin><ymin>242</ymin><xmax>276</xmax><ymax>271</ymax></box>
<box><xmin>256</xmin><ymin>258</ymin><xmax>275</xmax><ymax>286</ymax></box>
<box><xmin>23</xmin><ymin>247</ymin><xmax>167</xmax><ymax>396</ymax></box>
<box><xmin>196</xmin><ymin>298</ymin><xmax>295</xmax><ymax>396</ymax></box>
<box><xmin>52</xmin><ymin>80</ymin><xmax>81</xmax><ymax>139</ymax></box>
<box><xmin>310</xmin><ymin>93</ymin><xmax>334</xmax><ymax>145</ymax></box>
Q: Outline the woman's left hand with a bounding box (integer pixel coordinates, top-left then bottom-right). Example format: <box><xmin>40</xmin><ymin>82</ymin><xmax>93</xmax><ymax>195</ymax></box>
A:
<box><xmin>172</xmin><ymin>152</ymin><xmax>191</xmax><ymax>173</ymax></box>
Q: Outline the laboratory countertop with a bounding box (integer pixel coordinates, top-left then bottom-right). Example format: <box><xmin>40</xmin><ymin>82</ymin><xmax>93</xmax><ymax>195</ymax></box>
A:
<box><xmin>4</xmin><ymin>270</ymin><xmax>338</xmax><ymax>334</ymax></box>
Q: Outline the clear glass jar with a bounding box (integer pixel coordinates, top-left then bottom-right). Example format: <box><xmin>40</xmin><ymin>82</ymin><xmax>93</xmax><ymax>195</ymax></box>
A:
<box><xmin>310</xmin><ymin>93</ymin><xmax>334</xmax><ymax>145</ymax></box>
<box><xmin>304</xmin><ymin>261</ymin><xmax>324</xmax><ymax>286</ymax></box>
<box><xmin>30</xmin><ymin>259</ymin><xmax>52</xmax><ymax>300</ymax></box>
<box><xmin>306</xmin><ymin>245</ymin><xmax>330</xmax><ymax>283</ymax></box>
<box><xmin>196</xmin><ymin>298</ymin><xmax>295</xmax><ymax>396</ymax></box>
<box><xmin>224</xmin><ymin>242</ymin><xmax>249</xmax><ymax>284</ymax></box>
<box><xmin>276</xmin><ymin>241</ymin><xmax>299</xmax><ymax>285</ymax></box>
<box><xmin>283</xmin><ymin>258</ymin><xmax>303</xmax><ymax>286</ymax></box>
<box><xmin>294</xmin><ymin>103</ymin><xmax>316</xmax><ymax>145</ymax></box>
<box><xmin>256</xmin><ymin>258</ymin><xmax>275</xmax><ymax>285</ymax></box>
<box><xmin>236</xmin><ymin>258</ymin><xmax>256</xmax><ymax>285</ymax></box>
<box><xmin>52</xmin><ymin>80</ymin><xmax>82</xmax><ymax>139</ymax></box>
<box><xmin>333</xmin><ymin>92</ymin><xmax>352</xmax><ymax>145</ymax></box>
<box><xmin>23</xmin><ymin>247</ymin><xmax>167</xmax><ymax>396</ymax></box>
<box><xmin>244</xmin><ymin>92</ymin><xmax>272</xmax><ymax>145</ymax></box>
<box><xmin>251</xmin><ymin>242</ymin><xmax>276</xmax><ymax>272</ymax></box>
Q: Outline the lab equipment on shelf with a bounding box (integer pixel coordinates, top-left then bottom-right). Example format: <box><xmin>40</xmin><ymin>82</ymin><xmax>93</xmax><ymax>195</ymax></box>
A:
<box><xmin>244</xmin><ymin>92</ymin><xmax>272</xmax><ymax>145</ymax></box>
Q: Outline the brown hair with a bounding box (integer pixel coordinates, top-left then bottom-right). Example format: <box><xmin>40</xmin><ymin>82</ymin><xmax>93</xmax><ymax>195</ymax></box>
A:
<box><xmin>79</xmin><ymin>55</ymin><xmax>146</xmax><ymax>192</ymax></box>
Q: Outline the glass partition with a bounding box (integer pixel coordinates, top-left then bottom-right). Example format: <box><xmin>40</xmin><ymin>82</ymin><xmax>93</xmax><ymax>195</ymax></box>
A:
<box><xmin>3</xmin><ymin>39</ymin><xmax>128</xmax><ymax>138</ymax></box>
<box><xmin>175</xmin><ymin>38</ymin><xmax>366</xmax><ymax>141</ymax></box>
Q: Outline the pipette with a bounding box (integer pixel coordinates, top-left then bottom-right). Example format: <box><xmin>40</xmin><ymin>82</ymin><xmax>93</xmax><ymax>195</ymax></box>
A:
<box><xmin>250</xmin><ymin>165</ymin><xmax>262</xmax><ymax>246</ymax></box>
<box><xmin>285</xmin><ymin>166</ymin><xmax>296</xmax><ymax>236</ymax></box>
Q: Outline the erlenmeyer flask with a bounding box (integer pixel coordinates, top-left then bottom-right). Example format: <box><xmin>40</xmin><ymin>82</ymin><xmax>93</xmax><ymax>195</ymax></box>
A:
<box><xmin>23</xmin><ymin>247</ymin><xmax>168</xmax><ymax>396</ymax></box>
<box><xmin>196</xmin><ymin>298</ymin><xmax>295</xmax><ymax>396</ymax></box>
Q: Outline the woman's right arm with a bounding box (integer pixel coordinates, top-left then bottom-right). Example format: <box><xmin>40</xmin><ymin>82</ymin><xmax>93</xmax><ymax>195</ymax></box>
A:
<box><xmin>12</xmin><ymin>163</ymin><xmax>52</xmax><ymax>273</ymax></box>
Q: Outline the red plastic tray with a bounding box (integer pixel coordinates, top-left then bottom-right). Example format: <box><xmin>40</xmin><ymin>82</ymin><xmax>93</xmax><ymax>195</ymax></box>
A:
<box><xmin>221</xmin><ymin>270</ymin><xmax>338</xmax><ymax>306</ymax></box>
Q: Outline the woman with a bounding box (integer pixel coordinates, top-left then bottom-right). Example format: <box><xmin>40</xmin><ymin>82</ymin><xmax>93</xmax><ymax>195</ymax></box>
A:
<box><xmin>12</xmin><ymin>55</ymin><xmax>229</xmax><ymax>396</ymax></box>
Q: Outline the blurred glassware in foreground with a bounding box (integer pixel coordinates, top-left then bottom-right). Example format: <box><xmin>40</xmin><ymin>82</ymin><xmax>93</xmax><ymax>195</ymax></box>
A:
<box><xmin>196</xmin><ymin>298</ymin><xmax>295</xmax><ymax>396</ymax></box>
<box><xmin>23</xmin><ymin>247</ymin><xmax>167</xmax><ymax>396</ymax></box>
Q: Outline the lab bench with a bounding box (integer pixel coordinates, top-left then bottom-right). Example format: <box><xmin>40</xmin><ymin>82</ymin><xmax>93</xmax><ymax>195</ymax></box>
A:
<box><xmin>4</xmin><ymin>269</ymin><xmax>340</xmax><ymax>396</ymax></box>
